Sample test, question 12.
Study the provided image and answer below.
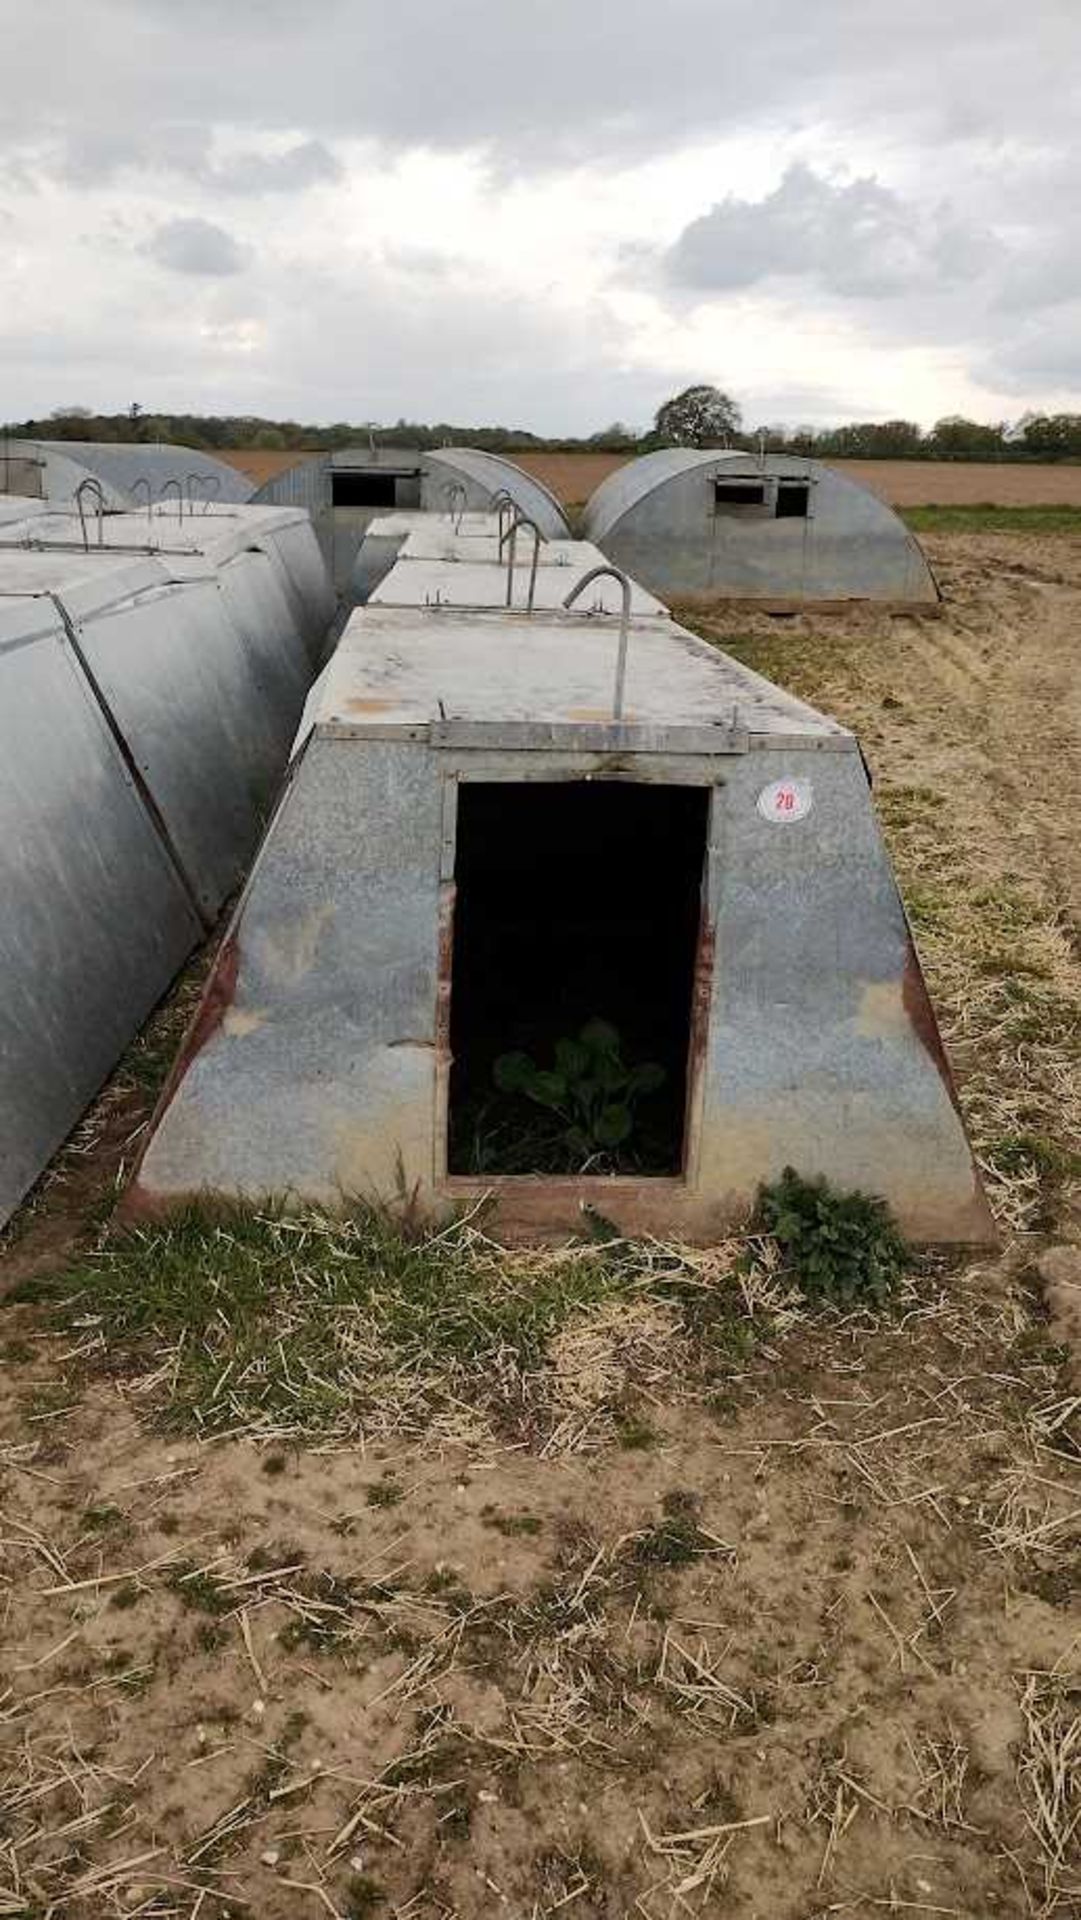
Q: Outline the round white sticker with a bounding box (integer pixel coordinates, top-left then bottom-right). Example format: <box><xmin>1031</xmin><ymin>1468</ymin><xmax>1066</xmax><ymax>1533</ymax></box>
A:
<box><xmin>757</xmin><ymin>777</ymin><xmax>813</xmax><ymax>824</ymax></box>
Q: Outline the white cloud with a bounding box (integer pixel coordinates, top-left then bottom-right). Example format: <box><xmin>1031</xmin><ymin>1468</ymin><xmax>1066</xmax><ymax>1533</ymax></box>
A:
<box><xmin>665</xmin><ymin>164</ymin><xmax>994</xmax><ymax>300</ymax></box>
<box><xmin>144</xmin><ymin>216</ymin><xmax>248</xmax><ymax>276</ymax></box>
<box><xmin>2</xmin><ymin>1</ymin><xmax>1081</xmax><ymax>428</ymax></box>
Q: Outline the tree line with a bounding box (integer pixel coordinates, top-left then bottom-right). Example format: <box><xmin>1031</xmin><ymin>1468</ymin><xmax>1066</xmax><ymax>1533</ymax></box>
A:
<box><xmin>6</xmin><ymin>393</ymin><xmax>1081</xmax><ymax>462</ymax></box>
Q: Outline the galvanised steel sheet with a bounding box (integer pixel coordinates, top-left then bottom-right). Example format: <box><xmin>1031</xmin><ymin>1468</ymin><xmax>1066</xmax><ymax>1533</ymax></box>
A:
<box><xmin>261</xmin><ymin>517</ymin><xmax>337</xmax><ymax>659</ymax></box>
<box><xmin>370</xmin><ymin>556</ymin><xmax>667</xmax><ymax>615</ymax></box>
<box><xmin>71</xmin><ymin>578</ymin><xmax>279</xmax><ymax>918</ymax></box>
<box><xmin>0</xmin><ymin>440</ymin><xmax>253</xmax><ymax>506</ymax></box>
<box><xmin>0</xmin><ymin>600</ymin><xmax>201</xmax><ymax>1227</ymax></box>
<box><xmin>583</xmin><ymin>449</ymin><xmax>939</xmax><ymax>605</ymax></box>
<box><xmin>216</xmin><ymin>550</ymin><xmax>313</xmax><ymax>756</ymax></box>
<box><xmin>0</xmin><ymin>504</ymin><xmax>333</xmax><ymax>1228</ymax></box>
<box><xmin>133</xmin><ymin>599</ymin><xmax>993</xmax><ymax>1244</ymax></box>
<box><xmin>423</xmin><ymin>448</ymin><xmax>568</xmax><ymax>538</ymax></box>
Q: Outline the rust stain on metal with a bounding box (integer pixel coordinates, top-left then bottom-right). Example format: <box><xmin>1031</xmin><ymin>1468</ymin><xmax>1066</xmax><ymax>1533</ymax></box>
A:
<box><xmin>440</xmin><ymin>1174</ymin><xmax>723</xmax><ymax>1243</ymax></box>
<box><xmin>901</xmin><ymin>937</ymin><xmax>963</xmax><ymax>1117</ymax></box>
<box><xmin>686</xmin><ymin>919</ymin><xmax>716</xmax><ymax>1082</ymax></box>
<box><xmin>175</xmin><ymin>936</ymin><xmax>240</xmax><ymax>1077</ymax></box>
<box><xmin>681</xmin><ymin>915</ymin><xmax>715</xmax><ymax>1176</ymax></box>
<box><xmin>900</xmin><ymin>936</ymin><xmax>998</xmax><ymax>1244</ymax></box>
<box><xmin>346</xmin><ymin>696</ymin><xmax>395</xmax><ymax>714</ymax></box>
<box><xmin>432</xmin><ymin>881</ymin><xmax>457</xmax><ymax>1179</ymax></box>
<box><xmin>122</xmin><ymin>935</ymin><xmax>240</xmax><ymax>1220</ymax></box>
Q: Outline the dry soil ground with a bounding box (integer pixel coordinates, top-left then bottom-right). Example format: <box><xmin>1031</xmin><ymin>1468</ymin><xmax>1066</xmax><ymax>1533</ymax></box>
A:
<box><xmin>1</xmin><ymin>532</ymin><xmax>1079</xmax><ymax>1920</ymax></box>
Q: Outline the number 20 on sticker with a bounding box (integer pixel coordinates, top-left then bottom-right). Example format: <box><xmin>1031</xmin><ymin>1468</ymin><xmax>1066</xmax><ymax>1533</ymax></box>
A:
<box><xmin>757</xmin><ymin>777</ymin><xmax>813</xmax><ymax>824</ymax></box>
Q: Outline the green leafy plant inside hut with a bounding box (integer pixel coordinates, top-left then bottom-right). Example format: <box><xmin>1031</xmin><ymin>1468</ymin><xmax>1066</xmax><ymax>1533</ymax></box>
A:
<box><xmin>488</xmin><ymin>1018</ymin><xmax>666</xmax><ymax>1173</ymax></box>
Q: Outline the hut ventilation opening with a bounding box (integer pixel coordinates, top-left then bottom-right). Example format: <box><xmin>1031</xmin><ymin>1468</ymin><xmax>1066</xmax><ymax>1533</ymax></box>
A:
<box><xmin>713</xmin><ymin>478</ymin><xmax>767</xmax><ymax>512</ymax></box>
<box><xmin>776</xmin><ymin>480</ymin><xmax>811</xmax><ymax>519</ymax></box>
<box><xmin>330</xmin><ymin>469</ymin><xmax>422</xmax><ymax>509</ymax></box>
<box><xmin>446</xmin><ymin>780</ymin><xmax>709</xmax><ymax>1178</ymax></box>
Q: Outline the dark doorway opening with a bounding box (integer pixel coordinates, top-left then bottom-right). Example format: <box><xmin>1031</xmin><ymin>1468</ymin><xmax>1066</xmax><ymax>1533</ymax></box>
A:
<box><xmin>330</xmin><ymin>470</ymin><xmax>421</xmax><ymax>508</ymax></box>
<box><xmin>775</xmin><ymin>481</ymin><xmax>811</xmax><ymax>519</ymax></box>
<box><xmin>447</xmin><ymin>781</ymin><xmax>709</xmax><ymax>1177</ymax></box>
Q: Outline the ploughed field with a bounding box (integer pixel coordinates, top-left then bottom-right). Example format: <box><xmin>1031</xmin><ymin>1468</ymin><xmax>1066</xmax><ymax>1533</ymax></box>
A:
<box><xmin>0</xmin><ymin>532</ymin><xmax>1079</xmax><ymax>1919</ymax></box>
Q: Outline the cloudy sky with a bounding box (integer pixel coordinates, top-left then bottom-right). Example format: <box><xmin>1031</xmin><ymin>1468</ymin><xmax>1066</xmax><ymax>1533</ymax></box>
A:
<box><xmin>1</xmin><ymin>0</ymin><xmax>1079</xmax><ymax>433</ymax></box>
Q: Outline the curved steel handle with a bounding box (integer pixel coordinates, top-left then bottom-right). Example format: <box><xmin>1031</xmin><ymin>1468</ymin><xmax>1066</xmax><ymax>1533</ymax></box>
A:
<box><xmin>562</xmin><ymin>564</ymin><xmax>633</xmax><ymax>719</ymax></box>
<box><xmin>200</xmin><ymin>473</ymin><xmax>220</xmax><ymax>514</ymax></box>
<box><xmin>159</xmin><ymin>477</ymin><xmax>184</xmax><ymax>522</ymax></box>
<box><xmin>498</xmin><ymin>513</ymin><xmax>545</xmax><ymax>611</ymax></box>
<box><xmin>441</xmin><ymin>480</ymin><xmax>467</xmax><ymax>529</ymax></box>
<box><xmin>129</xmin><ymin>476</ymin><xmax>153</xmax><ymax>526</ymax></box>
<box><xmin>185</xmin><ymin>471</ymin><xmax>210</xmax><ymax>515</ymax></box>
<box><xmin>75</xmin><ymin>477</ymin><xmax>106</xmax><ymax>551</ymax></box>
<box><xmin>490</xmin><ymin>490</ymin><xmax>516</xmax><ymax>545</ymax></box>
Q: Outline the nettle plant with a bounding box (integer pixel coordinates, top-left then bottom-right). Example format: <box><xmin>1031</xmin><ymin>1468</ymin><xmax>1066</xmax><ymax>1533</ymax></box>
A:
<box><xmin>494</xmin><ymin>1019</ymin><xmax>665</xmax><ymax>1167</ymax></box>
<box><xmin>758</xmin><ymin>1165</ymin><xmax>908</xmax><ymax>1309</ymax></box>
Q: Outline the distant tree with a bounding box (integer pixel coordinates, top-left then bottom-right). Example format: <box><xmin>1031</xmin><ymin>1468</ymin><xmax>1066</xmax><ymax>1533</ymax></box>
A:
<box><xmin>1018</xmin><ymin>413</ymin><xmax>1081</xmax><ymax>459</ymax></box>
<box><xmin>587</xmin><ymin>422</ymin><xmax>640</xmax><ymax>452</ymax></box>
<box><xmin>817</xmin><ymin>419</ymin><xmax>924</xmax><ymax>459</ymax></box>
<box><xmin>252</xmin><ymin>425</ymin><xmax>287</xmax><ymax>449</ymax></box>
<box><xmin>929</xmin><ymin>416</ymin><xmax>1006</xmax><ymax>458</ymax></box>
<box><xmin>654</xmin><ymin>384</ymin><xmax>742</xmax><ymax>448</ymax></box>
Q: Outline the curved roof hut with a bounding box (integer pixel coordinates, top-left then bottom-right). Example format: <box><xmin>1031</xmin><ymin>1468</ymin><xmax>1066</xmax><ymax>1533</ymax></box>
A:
<box><xmin>0</xmin><ymin>439</ymin><xmax>253</xmax><ymax>509</ymax></box>
<box><xmin>255</xmin><ymin>444</ymin><xmax>569</xmax><ymax>595</ymax></box>
<box><xmin>582</xmin><ymin>449</ymin><xmax>939</xmax><ymax>607</ymax></box>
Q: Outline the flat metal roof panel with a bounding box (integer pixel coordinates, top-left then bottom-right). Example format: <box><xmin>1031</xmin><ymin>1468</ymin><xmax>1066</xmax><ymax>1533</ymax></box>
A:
<box><xmin>364</xmin><ymin>511</ymin><xmax>496</xmax><ymax>539</ymax></box>
<box><xmin>308</xmin><ymin>606</ymin><xmax>851</xmax><ymax>743</ymax></box>
<box><xmin>396</xmin><ymin>532</ymin><xmax>607</xmax><ymax>569</ymax></box>
<box><xmin>371</xmin><ymin>557</ymin><xmax>667</xmax><ymax>615</ymax></box>
<box><xmin>0</xmin><ymin>547</ymin><xmax>173</xmax><ymax>619</ymax></box>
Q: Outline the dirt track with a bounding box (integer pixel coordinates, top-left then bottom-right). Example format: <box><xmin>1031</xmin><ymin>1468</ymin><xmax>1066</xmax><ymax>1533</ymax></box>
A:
<box><xmin>1</xmin><ymin>534</ymin><xmax>1079</xmax><ymax>1919</ymax></box>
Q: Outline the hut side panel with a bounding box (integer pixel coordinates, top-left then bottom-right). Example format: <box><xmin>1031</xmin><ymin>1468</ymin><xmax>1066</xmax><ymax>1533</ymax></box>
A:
<box><xmin>73</xmin><ymin>582</ymin><xmax>280</xmax><ymax>918</ymax></box>
<box><xmin>697</xmin><ymin>748</ymin><xmax>990</xmax><ymax>1241</ymax></box>
<box><xmin>0</xmin><ymin>507</ymin><xmax>334</xmax><ymax>1227</ymax></box>
<box><xmin>133</xmin><ymin>737</ymin><xmax>446</xmax><ymax>1208</ymax></box>
<box><xmin>0</xmin><ymin>607</ymin><xmax>201</xmax><ymax>1226</ymax></box>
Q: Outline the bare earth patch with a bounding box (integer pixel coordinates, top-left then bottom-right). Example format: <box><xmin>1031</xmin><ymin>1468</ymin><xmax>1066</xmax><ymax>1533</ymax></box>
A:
<box><xmin>2</xmin><ymin>531</ymin><xmax>1079</xmax><ymax>1919</ymax></box>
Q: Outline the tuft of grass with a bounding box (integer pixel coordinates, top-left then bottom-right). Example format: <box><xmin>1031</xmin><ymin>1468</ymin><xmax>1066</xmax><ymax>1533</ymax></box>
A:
<box><xmin>365</xmin><ymin>1480</ymin><xmax>404</xmax><ymax>1509</ymax></box>
<box><xmin>166</xmin><ymin>1563</ymin><xmax>232</xmax><ymax>1616</ymax></box>
<box><xmin>633</xmin><ymin>1491</ymin><xmax>709</xmax><ymax>1569</ymax></box>
<box><xmin>481</xmin><ymin>1507</ymin><xmax>543</xmax><ymax>1537</ymax></box>
<box><xmin>614</xmin><ymin>1409</ymin><xmax>658</xmax><ymax>1450</ymax></box>
<box><xmin>759</xmin><ymin>1167</ymin><xmax>907</xmax><ymax>1308</ymax></box>
<box><xmin>19</xmin><ymin>1205</ymin><xmax>780</xmax><ymax>1442</ymax></box>
<box><xmin>346</xmin><ymin>1874</ymin><xmax>386</xmax><ymax>1915</ymax></box>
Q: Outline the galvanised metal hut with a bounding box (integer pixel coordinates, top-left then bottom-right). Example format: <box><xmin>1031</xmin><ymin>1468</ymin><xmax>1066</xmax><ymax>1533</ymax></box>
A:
<box><xmin>0</xmin><ymin>439</ymin><xmax>253</xmax><ymax>509</ymax></box>
<box><xmin>582</xmin><ymin>449</ymin><xmax>939</xmax><ymax>607</ymax></box>
<box><xmin>131</xmin><ymin>571</ymin><xmax>991</xmax><ymax>1245</ymax></box>
<box><xmin>0</xmin><ymin>499</ymin><xmax>333</xmax><ymax>1228</ymax></box>
<box><xmin>256</xmin><ymin>445</ymin><xmax>569</xmax><ymax>594</ymax></box>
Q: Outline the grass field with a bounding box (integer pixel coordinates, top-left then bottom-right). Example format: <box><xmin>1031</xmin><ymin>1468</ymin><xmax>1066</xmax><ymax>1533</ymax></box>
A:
<box><xmin>1</xmin><ymin>531</ymin><xmax>1079</xmax><ymax>1919</ymax></box>
<box><xmin>903</xmin><ymin>505</ymin><xmax>1081</xmax><ymax>535</ymax></box>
